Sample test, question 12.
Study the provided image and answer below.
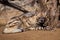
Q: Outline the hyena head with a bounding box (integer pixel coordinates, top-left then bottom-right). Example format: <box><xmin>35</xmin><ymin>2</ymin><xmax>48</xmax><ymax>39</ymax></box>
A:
<box><xmin>37</xmin><ymin>17</ymin><xmax>47</xmax><ymax>24</ymax></box>
<box><xmin>37</xmin><ymin>16</ymin><xmax>47</xmax><ymax>30</ymax></box>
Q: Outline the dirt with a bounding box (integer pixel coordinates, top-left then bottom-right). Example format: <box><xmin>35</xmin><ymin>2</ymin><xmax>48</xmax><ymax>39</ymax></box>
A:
<box><xmin>0</xmin><ymin>27</ymin><xmax>60</xmax><ymax>40</ymax></box>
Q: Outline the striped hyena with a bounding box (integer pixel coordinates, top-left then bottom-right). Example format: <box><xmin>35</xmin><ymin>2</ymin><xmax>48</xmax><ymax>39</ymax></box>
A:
<box><xmin>3</xmin><ymin>11</ymin><xmax>54</xmax><ymax>33</ymax></box>
<box><xmin>3</xmin><ymin>11</ymin><xmax>43</xmax><ymax>33</ymax></box>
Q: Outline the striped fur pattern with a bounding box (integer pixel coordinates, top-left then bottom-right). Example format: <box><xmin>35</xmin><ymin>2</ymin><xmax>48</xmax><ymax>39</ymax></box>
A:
<box><xmin>3</xmin><ymin>12</ymin><xmax>41</xmax><ymax>33</ymax></box>
<box><xmin>3</xmin><ymin>12</ymin><xmax>55</xmax><ymax>33</ymax></box>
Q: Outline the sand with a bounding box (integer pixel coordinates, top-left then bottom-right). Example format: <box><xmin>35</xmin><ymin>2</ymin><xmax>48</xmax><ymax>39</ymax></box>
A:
<box><xmin>0</xmin><ymin>27</ymin><xmax>60</xmax><ymax>40</ymax></box>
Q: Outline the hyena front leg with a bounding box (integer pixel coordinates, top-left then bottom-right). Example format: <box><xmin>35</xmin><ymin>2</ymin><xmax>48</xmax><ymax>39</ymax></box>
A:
<box><xmin>3</xmin><ymin>17</ymin><xmax>23</xmax><ymax>33</ymax></box>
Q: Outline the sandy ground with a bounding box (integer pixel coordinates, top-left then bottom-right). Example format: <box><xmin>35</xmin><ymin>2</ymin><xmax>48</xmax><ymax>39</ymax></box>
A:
<box><xmin>0</xmin><ymin>27</ymin><xmax>60</xmax><ymax>40</ymax></box>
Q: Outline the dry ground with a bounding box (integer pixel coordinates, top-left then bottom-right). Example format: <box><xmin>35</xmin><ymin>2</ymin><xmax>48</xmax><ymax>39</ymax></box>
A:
<box><xmin>0</xmin><ymin>27</ymin><xmax>60</xmax><ymax>40</ymax></box>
